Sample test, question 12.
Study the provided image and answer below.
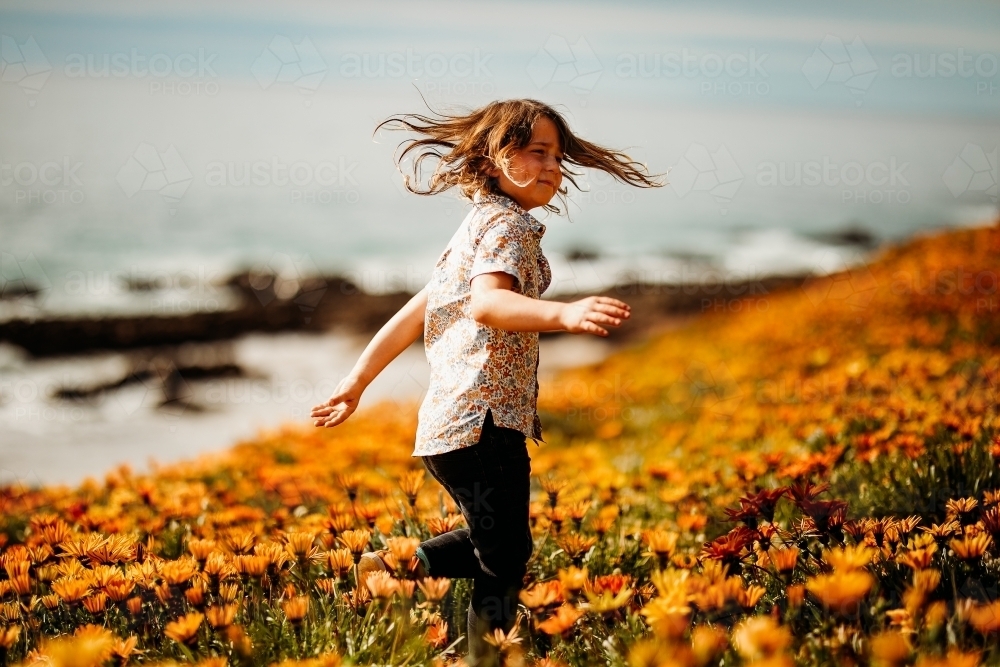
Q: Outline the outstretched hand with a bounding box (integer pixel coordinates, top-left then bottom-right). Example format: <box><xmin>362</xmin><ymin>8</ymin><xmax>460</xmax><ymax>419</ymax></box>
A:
<box><xmin>310</xmin><ymin>375</ymin><xmax>366</xmax><ymax>428</ymax></box>
<box><xmin>559</xmin><ymin>296</ymin><xmax>631</xmax><ymax>336</ymax></box>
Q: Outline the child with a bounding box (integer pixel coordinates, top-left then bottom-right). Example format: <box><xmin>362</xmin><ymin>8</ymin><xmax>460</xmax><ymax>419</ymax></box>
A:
<box><xmin>310</xmin><ymin>99</ymin><xmax>662</xmax><ymax>666</ymax></box>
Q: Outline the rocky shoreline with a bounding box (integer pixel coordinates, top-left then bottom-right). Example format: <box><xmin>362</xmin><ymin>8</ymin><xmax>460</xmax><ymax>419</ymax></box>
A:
<box><xmin>0</xmin><ymin>270</ymin><xmax>813</xmax><ymax>357</ymax></box>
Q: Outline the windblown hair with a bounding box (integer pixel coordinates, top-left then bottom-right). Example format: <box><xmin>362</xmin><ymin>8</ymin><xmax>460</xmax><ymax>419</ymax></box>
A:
<box><xmin>374</xmin><ymin>98</ymin><xmax>665</xmax><ymax>215</ymax></box>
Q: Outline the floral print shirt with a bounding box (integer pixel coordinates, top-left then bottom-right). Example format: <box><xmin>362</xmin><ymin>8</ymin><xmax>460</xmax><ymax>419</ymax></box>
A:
<box><xmin>412</xmin><ymin>191</ymin><xmax>552</xmax><ymax>457</ymax></box>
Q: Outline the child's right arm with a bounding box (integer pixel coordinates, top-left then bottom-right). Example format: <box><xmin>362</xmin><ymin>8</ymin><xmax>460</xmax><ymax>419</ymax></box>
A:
<box><xmin>310</xmin><ymin>285</ymin><xmax>428</xmax><ymax>428</ymax></box>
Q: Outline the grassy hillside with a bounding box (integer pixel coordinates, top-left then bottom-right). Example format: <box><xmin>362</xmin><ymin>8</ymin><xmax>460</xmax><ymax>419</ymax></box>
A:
<box><xmin>1</xmin><ymin>220</ymin><xmax>999</xmax><ymax>667</ymax></box>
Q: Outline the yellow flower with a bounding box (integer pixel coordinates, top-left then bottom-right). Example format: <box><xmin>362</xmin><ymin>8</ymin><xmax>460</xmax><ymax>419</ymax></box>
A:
<box><xmin>583</xmin><ymin>586</ymin><xmax>633</xmax><ymax>614</ymax></box>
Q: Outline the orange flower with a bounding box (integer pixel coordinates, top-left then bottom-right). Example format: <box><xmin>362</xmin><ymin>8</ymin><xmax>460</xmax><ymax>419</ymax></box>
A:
<box><xmin>385</xmin><ymin>536</ymin><xmax>420</xmax><ymax>567</ymax></box>
<box><xmin>733</xmin><ymin>616</ymin><xmax>791</xmax><ymax>660</ymax></box>
<box><xmin>641</xmin><ymin>529</ymin><xmax>678</xmax><ymax>562</ymax></box>
<box><xmin>425</xmin><ymin>514</ymin><xmax>464</xmax><ymax>537</ymax></box>
<box><xmin>82</xmin><ymin>592</ymin><xmax>108</xmax><ymax>614</ymax></box>
<box><xmin>187</xmin><ymin>538</ymin><xmax>217</xmax><ymax>561</ymax></box>
<box><xmin>555</xmin><ymin>534</ymin><xmax>597</xmax><ymax>562</ymax></box>
<box><xmin>769</xmin><ymin>546</ymin><xmax>799</xmax><ymax>573</ymax></box>
<box><xmin>337</xmin><ymin>529</ymin><xmax>372</xmax><ymax>559</ymax></box>
<box><xmin>111</xmin><ymin>635</ymin><xmax>139</xmax><ymax>663</ymax></box>
<box><xmin>164</xmin><ymin>612</ymin><xmax>204</xmax><ymax>645</ymax></box>
<box><xmin>417</xmin><ymin>577</ymin><xmax>451</xmax><ymax>602</ymax></box>
<box><xmin>284</xmin><ymin>532</ymin><xmax>319</xmax><ymax>562</ymax></box>
<box><xmin>557</xmin><ymin>566</ymin><xmax>589</xmax><ymax>596</ymax></box>
<box><xmin>969</xmin><ymin>599</ymin><xmax>1000</xmax><ymax>634</ymax></box>
<box><xmin>950</xmin><ymin>533</ymin><xmax>991</xmax><ymax>560</ymax></box>
<box><xmin>0</xmin><ymin>625</ymin><xmax>20</xmax><ymax>649</ymax></box>
<box><xmin>424</xmin><ymin>618</ymin><xmax>449</xmax><ymax>648</ymax></box>
<box><xmin>160</xmin><ymin>557</ymin><xmax>199</xmax><ymax>586</ymax></box>
<box><xmin>282</xmin><ymin>595</ymin><xmax>310</xmax><ymax>623</ymax></box>
<box><xmin>327</xmin><ymin>548</ymin><xmax>354</xmax><ymax>580</ymax></box>
<box><xmin>398</xmin><ymin>470</ymin><xmax>425</xmax><ymax>507</ymax></box>
<box><xmin>206</xmin><ymin>604</ymin><xmax>237</xmax><ymax>629</ymax></box>
<box><xmin>806</xmin><ymin>571</ymin><xmax>873</xmax><ymax>616</ymax></box>
<box><xmin>519</xmin><ymin>581</ymin><xmax>563</xmax><ymax>610</ymax></box>
<box><xmin>536</xmin><ymin>604</ymin><xmax>583</xmax><ymax>635</ymax></box>
<box><xmin>364</xmin><ymin>570</ymin><xmax>399</xmax><ymax>599</ymax></box>
<box><xmin>51</xmin><ymin>576</ymin><xmax>91</xmax><ymax>603</ymax></box>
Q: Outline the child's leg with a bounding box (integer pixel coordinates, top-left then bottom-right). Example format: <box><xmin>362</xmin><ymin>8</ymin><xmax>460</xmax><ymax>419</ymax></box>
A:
<box><xmin>418</xmin><ymin>409</ymin><xmax>533</xmax><ymax>667</ymax></box>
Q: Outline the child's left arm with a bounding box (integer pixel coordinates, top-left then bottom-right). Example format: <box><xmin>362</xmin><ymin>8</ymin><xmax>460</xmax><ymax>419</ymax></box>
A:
<box><xmin>470</xmin><ymin>272</ymin><xmax>629</xmax><ymax>336</ymax></box>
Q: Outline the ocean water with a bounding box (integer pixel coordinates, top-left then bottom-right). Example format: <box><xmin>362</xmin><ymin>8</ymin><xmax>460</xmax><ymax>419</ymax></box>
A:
<box><xmin>0</xmin><ymin>0</ymin><xmax>997</xmax><ymax>318</ymax></box>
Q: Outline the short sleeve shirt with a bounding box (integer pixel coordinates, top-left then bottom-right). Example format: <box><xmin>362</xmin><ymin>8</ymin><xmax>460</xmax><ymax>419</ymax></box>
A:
<box><xmin>412</xmin><ymin>191</ymin><xmax>552</xmax><ymax>457</ymax></box>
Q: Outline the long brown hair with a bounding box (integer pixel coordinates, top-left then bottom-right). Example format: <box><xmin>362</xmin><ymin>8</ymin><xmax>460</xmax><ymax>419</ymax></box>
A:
<box><xmin>374</xmin><ymin>98</ymin><xmax>665</xmax><ymax>215</ymax></box>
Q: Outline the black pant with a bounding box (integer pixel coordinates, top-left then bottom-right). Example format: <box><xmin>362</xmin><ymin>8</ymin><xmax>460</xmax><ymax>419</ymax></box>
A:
<box><xmin>418</xmin><ymin>408</ymin><xmax>533</xmax><ymax>667</ymax></box>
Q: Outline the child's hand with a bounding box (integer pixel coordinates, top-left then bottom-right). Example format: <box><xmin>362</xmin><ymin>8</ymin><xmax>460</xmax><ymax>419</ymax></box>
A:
<box><xmin>558</xmin><ymin>296</ymin><xmax>630</xmax><ymax>336</ymax></box>
<box><xmin>310</xmin><ymin>375</ymin><xmax>366</xmax><ymax>428</ymax></box>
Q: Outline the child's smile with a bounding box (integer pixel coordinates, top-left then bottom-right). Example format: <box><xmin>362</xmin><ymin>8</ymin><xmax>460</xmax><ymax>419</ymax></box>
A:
<box><xmin>489</xmin><ymin>116</ymin><xmax>564</xmax><ymax>211</ymax></box>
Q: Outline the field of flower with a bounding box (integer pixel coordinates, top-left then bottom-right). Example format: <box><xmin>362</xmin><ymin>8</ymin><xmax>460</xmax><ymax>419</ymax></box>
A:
<box><xmin>1</xmin><ymin>220</ymin><xmax>1000</xmax><ymax>667</ymax></box>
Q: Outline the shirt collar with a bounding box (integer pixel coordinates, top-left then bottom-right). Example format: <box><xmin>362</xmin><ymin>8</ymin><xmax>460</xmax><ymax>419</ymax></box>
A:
<box><xmin>473</xmin><ymin>191</ymin><xmax>546</xmax><ymax>236</ymax></box>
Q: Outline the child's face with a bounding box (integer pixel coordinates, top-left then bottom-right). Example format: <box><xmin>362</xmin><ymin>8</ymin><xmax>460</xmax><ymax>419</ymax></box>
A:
<box><xmin>489</xmin><ymin>116</ymin><xmax>564</xmax><ymax>211</ymax></box>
